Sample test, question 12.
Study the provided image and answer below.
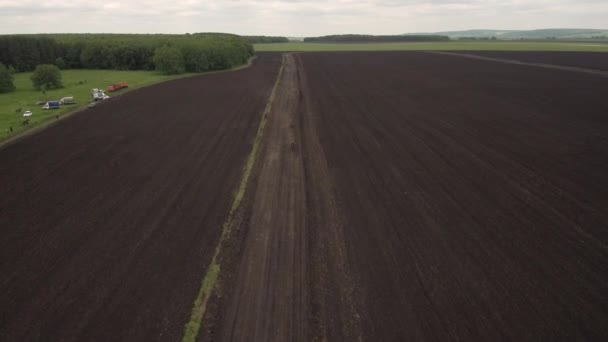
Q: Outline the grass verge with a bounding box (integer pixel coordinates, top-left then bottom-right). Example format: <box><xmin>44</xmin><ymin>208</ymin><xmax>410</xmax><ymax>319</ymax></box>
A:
<box><xmin>180</xmin><ymin>54</ymin><xmax>285</xmax><ymax>342</ymax></box>
<box><xmin>0</xmin><ymin>56</ymin><xmax>256</xmax><ymax>147</ymax></box>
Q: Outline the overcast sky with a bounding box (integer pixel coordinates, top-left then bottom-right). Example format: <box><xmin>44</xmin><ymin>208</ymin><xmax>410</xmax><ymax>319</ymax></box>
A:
<box><xmin>1</xmin><ymin>0</ymin><xmax>607</xmax><ymax>36</ymax></box>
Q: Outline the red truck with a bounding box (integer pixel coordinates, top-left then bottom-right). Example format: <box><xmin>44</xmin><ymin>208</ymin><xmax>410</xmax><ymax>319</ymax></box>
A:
<box><xmin>106</xmin><ymin>82</ymin><xmax>129</xmax><ymax>92</ymax></box>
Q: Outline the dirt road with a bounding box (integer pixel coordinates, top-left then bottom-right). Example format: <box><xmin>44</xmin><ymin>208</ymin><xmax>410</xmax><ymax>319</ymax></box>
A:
<box><xmin>201</xmin><ymin>54</ymin><xmax>362</xmax><ymax>341</ymax></box>
<box><xmin>218</xmin><ymin>53</ymin><xmax>308</xmax><ymax>341</ymax></box>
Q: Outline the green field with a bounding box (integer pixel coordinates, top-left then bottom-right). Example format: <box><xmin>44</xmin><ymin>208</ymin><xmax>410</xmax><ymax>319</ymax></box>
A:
<box><xmin>0</xmin><ymin>69</ymin><xmax>197</xmax><ymax>143</ymax></box>
<box><xmin>255</xmin><ymin>41</ymin><xmax>608</xmax><ymax>52</ymax></box>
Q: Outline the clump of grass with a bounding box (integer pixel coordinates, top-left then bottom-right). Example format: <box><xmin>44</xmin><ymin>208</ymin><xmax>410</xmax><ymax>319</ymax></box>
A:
<box><xmin>182</xmin><ymin>263</ymin><xmax>220</xmax><ymax>342</ymax></box>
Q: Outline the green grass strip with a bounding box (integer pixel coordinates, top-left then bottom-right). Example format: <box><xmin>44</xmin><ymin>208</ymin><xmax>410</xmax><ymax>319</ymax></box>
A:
<box><xmin>180</xmin><ymin>54</ymin><xmax>285</xmax><ymax>342</ymax></box>
<box><xmin>254</xmin><ymin>41</ymin><xmax>608</xmax><ymax>52</ymax></box>
<box><xmin>0</xmin><ymin>56</ymin><xmax>256</xmax><ymax>149</ymax></box>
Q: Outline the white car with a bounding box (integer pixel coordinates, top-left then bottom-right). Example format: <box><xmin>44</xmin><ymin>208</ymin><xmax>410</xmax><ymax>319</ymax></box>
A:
<box><xmin>23</xmin><ymin>110</ymin><xmax>33</xmax><ymax>117</ymax></box>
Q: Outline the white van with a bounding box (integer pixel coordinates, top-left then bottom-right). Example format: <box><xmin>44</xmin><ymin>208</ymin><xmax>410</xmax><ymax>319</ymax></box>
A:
<box><xmin>60</xmin><ymin>97</ymin><xmax>75</xmax><ymax>105</ymax></box>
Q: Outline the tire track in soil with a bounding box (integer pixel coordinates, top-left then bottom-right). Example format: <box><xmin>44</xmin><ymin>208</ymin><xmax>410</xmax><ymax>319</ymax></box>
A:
<box><xmin>448</xmin><ymin>51</ymin><xmax>608</xmax><ymax>72</ymax></box>
<box><xmin>200</xmin><ymin>53</ymin><xmax>363</xmax><ymax>341</ymax></box>
<box><xmin>429</xmin><ymin>51</ymin><xmax>608</xmax><ymax>78</ymax></box>
<box><xmin>295</xmin><ymin>53</ymin><xmax>364</xmax><ymax>342</ymax></box>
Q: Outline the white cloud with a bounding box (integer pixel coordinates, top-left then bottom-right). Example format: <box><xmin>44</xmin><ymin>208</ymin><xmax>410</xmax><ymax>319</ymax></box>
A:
<box><xmin>0</xmin><ymin>0</ymin><xmax>606</xmax><ymax>35</ymax></box>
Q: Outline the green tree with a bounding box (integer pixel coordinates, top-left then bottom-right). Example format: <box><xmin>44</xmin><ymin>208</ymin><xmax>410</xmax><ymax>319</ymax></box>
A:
<box><xmin>153</xmin><ymin>46</ymin><xmax>185</xmax><ymax>74</ymax></box>
<box><xmin>0</xmin><ymin>34</ymin><xmax>252</xmax><ymax>73</ymax></box>
<box><xmin>31</xmin><ymin>64</ymin><xmax>63</xmax><ymax>90</ymax></box>
<box><xmin>0</xmin><ymin>63</ymin><xmax>16</xmax><ymax>93</ymax></box>
<box><xmin>55</xmin><ymin>57</ymin><xmax>66</xmax><ymax>69</ymax></box>
<box><xmin>182</xmin><ymin>45</ymin><xmax>209</xmax><ymax>72</ymax></box>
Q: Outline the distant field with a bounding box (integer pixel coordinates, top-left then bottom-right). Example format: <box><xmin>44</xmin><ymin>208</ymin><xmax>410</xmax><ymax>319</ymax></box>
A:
<box><xmin>255</xmin><ymin>41</ymin><xmax>608</xmax><ymax>52</ymax></box>
<box><xmin>0</xmin><ymin>69</ymin><xmax>196</xmax><ymax>143</ymax></box>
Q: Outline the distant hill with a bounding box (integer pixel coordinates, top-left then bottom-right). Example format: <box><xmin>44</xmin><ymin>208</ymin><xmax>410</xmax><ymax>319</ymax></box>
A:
<box><xmin>404</xmin><ymin>29</ymin><xmax>608</xmax><ymax>40</ymax></box>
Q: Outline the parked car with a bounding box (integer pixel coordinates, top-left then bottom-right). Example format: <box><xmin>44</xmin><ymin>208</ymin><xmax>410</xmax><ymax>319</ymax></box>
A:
<box><xmin>42</xmin><ymin>101</ymin><xmax>60</xmax><ymax>110</ymax></box>
<box><xmin>91</xmin><ymin>89</ymin><xmax>110</xmax><ymax>101</ymax></box>
<box><xmin>60</xmin><ymin>97</ymin><xmax>76</xmax><ymax>105</ymax></box>
<box><xmin>23</xmin><ymin>110</ymin><xmax>33</xmax><ymax>117</ymax></box>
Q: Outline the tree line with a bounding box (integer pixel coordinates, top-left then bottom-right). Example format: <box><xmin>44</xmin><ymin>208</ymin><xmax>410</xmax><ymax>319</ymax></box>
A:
<box><xmin>303</xmin><ymin>34</ymin><xmax>450</xmax><ymax>43</ymax></box>
<box><xmin>457</xmin><ymin>37</ymin><xmax>498</xmax><ymax>41</ymax></box>
<box><xmin>244</xmin><ymin>36</ymin><xmax>289</xmax><ymax>44</ymax></box>
<box><xmin>0</xmin><ymin>33</ymin><xmax>254</xmax><ymax>74</ymax></box>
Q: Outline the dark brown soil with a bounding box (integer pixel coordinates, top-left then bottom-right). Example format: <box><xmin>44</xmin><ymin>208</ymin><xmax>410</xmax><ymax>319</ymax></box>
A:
<box><xmin>299</xmin><ymin>51</ymin><xmax>608</xmax><ymax>341</ymax></box>
<box><xmin>459</xmin><ymin>50</ymin><xmax>608</xmax><ymax>71</ymax></box>
<box><xmin>4</xmin><ymin>50</ymin><xmax>608</xmax><ymax>342</ymax></box>
<box><xmin>0</xmin><ymin>53</ymin><xmax>281</xmax><ymax>341</ymax></box>
<box><xmin>201</xmin><ymin>54</ymin><xmax>363</xmax><ymax>342</ymax></box>
<box><xmin>201</xmin><ymin>51</ymin><xmax>608</xmax><ymax>341</ymax></box>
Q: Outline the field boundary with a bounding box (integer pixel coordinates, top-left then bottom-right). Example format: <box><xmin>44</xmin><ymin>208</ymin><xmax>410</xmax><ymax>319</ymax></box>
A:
<box><xmin>0</xmin><ymin>56</ymin><xmax>258</xmax><ymax>151</ymax></box>
<box><xmin>180</xmin><ymin>54</ymin><xmax>285</xmax><ymax>342</ymax></box>
<box><xmin>427</xmin><ymin>51</ymin><xmax>608</xmax><ymax>77</ymax></box>
<box><xmin>254</xmin><ymin>41</ymin><xmax>608</xmax><ymax>52</ymax></box>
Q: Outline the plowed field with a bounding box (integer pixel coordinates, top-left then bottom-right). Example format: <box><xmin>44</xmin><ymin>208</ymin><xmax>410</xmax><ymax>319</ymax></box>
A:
<box><xmin>300</xmin><ymin>52</ymin><xmax>608</xmax><ymax>340</ymax></box>
<box><xmin>0</xmin><ymin>53</ymin><xmax>281</xmax><ymax>341</ymax></box>
<box><xmin>205</xmin><ymin>52</ymin><xmax>608</xmax><ymax>341</ymax></box>
<box><xmin>3</xmin><ymin>51</ymin><xmax>608</xmax><ymax>342</ymax></box>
